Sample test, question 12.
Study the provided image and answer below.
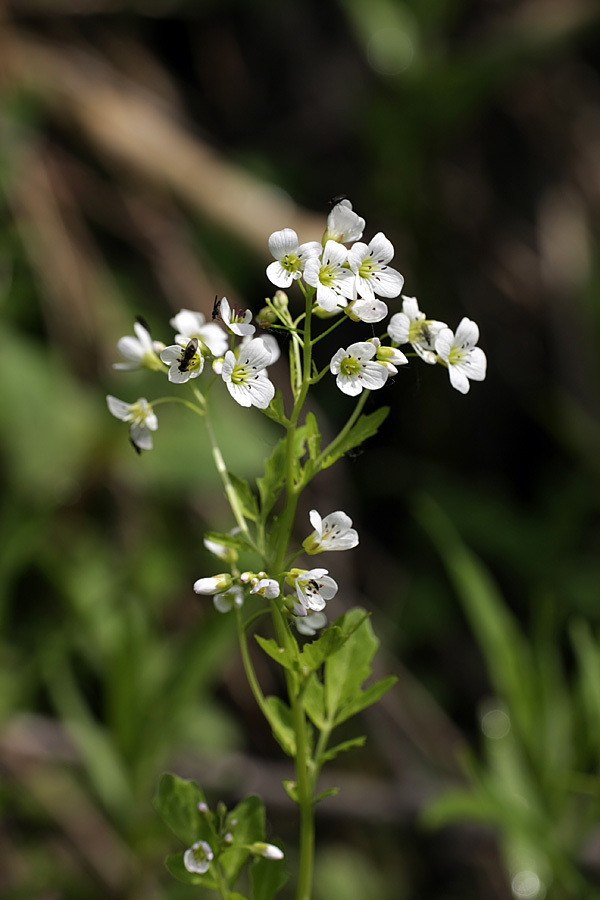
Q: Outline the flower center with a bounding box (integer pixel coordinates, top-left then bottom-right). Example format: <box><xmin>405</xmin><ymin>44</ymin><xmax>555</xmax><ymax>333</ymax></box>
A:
<box><xmin>281</xmin><ymin>252</ymin><xmax>301</xmax><ymax>274</ymax></box>
<box><xmin>340</xmin><ymin>355</ymin><xmax>361</xmax><ymax>378</ymax></box>
<box><xmin>358</xmin><ymin>258</ymin><xmax>375</xmax><ymax>279</ymax></box>
<box><xmin>319</xmin><ymin>264</ymin><xmax>336</xmax><ymax>287</ymax></box>
<box><xmin>448</xmin><ymin>346</ymin><xmax>467</xmax><ymax>366</ymax></box>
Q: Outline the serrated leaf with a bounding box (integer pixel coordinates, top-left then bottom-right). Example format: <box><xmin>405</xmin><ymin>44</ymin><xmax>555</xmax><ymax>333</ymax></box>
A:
<box><xmin>250</xmin><ymin>854</ymin><xmax>289</xmax><ymax>900</ymax></box>
<box><xmin>165</xmin><ymin>852</ymin><xmax>218</xmax><ymax>887</ymax></box>
<box><xmin>221</xmin><ymin>795</ymin><xmax>265</xmax><ymax>885</ymax></box>
<box><xmin>282</xmin><ymin>779</ymin><xmax>299</xmax><ymax>804</ymax></box>
<box><xmin>321</xmin><ymin>407</ymin><xmax>390</xmax><ymax>470</ymax></box>
<box><xmin>154</xmin><ymin>773</ymin><xmax>211</xmax><ymax>846</ymax></box>
<box><xmin>319</xmin><ymin>736</ymin><xmax>366</xmax><ymax>764</ymax></box>
<box><xmin>314</xmin><ymin>787</ymin><xmax>340</xmax><ymax>804</ymax></box>
<box><xmin>325</xmin><ymin>609</ymin><xmax>378</xmax><ymax>721</ymax></box>
<box><xmin>303</xmin><ymin>672</ymin><xmax>326</xmax><ymax>730</ymax></box>
<box><xmin>297</xmin><ymin>626</ymin><xmax>347</xmax><ymax>675</ymax></box>
<box><xmin>228</xmin><ymin>473</ymin><xmax>259</xmax><ymax>521</ymax></box>
<box><xmin>255</xmin><ymin>636</ymin><xmax>296</xmax><ymax>671</ymax></box>
<box><xmin>333</xmin><ymin>676</ymin><xmax>397</xmax><ymax>726</ymax></box>
<box><xmin>264</xmin><ymin>697</ymin><xmax>296</xmax><ymax>756</ymax></box>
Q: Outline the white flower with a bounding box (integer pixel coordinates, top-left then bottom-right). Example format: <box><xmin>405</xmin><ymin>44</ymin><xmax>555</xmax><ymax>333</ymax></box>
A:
<box><xmin>239</xmin><ymin>333</ymin><xmax>280</xmax><ymax>366</ymax></box>
<box><xmin>219</xmin><ymin>297</ymin><xmax>256</xmax><ymax>336</ymax></box>
<box><xmin>213</xmin><ymin>586</ymin><xmax>244</xmax><ymax>613</ymax></box>
<box><xmin>266</xmin><ymin>228</ymin><xmax>322</xmax><ymax>289</ymax></box>
<box><xmin>293</xmin><ymin>608</ymin><xmax>328</xmax><ymax>635</ymax></box>
<box><xmin>388</xmin><ymin>296</ymin><xmax>447</xmax><ymax>365</ymax></box>
<box><xmin>250</xmin><ymin>577</ymin><xmax>280</xmax><ymax>599</ymax></box>
<box><xmin>221</xmin><ymin>339</ymin><xmax>275</xmax><ymax>409</ymax></box>
<box><xmin>170</xmin><ymin>308</ymin><xmax>228</xmax><ymax>357</ymax></box>
<box><xmin>345</xmin><ymin>297</ymin><xmax>389</xmax><ymax>324</ymax></box>
<box><xmin>302</xmin><ymin>509</ymin><xmax>359</xmax><ymax>554</ymax></box>
<box><xmin>114</xmin><ymin>319</ymin><xmax>164</xmax><ymax>372</ymax></box>
<box><xmin>160</xmin><ymin>340</ymin><xmax>204</xmax><ymax>384</ymax></box>
<box><xmin>183</xmin><ymin>840</ymin><xmax>214</xmax><ymax>875</ymax></box>
<box><xmin>347</xmin><ymin>232</ymin><xmax>404</xmax><ymax>301</ymax></box>
<box><xmin>251</xmin><ymin>842</ymin><xmax>285</xmax><ymax>861</ymax></box>
<box><xmin>106</xmin><ymin>395</ymin><xmax>158</xmax><ymax>451</ymax></box>
<box><xmin>435</xmin><ymin>317</ymin><xmax>487</xmax><ymax>394</ymax></box>
<box><xmin>294</xmin><ymin>568</ymin><xmax>338</xmax><ymax>612</ymax></box>
<box><xmin>193</xmin><ymin>573</ymin><xmax>233</xmax><ymax>595</ymax></box>
<box><xmin>329</xmin><ymin>341</ymin><xmax>389</xmax><ymax>396</ymax></box>
<box><xmin>324</xmin><ymin>198</ymin><xmax>365</xmax><ymax>244</ymax></box>
<box><xmin>303</xmin><ymin>240</ymin><xmax>355</xmax><ymax>312</ymax></box>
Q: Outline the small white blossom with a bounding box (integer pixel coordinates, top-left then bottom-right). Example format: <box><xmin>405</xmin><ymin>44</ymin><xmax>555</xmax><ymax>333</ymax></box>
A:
<box><xmin>435</xmin><ymin>317</ymin><xmax>487</xmax><ymax>394</ymax></box>
<box><xmin>324</xmin><ymin>198</ymin><xmax>365</xmax><ymax>245</ymax></box>
<box><xmin>266</xmin><ymin>228</ymin><xmax>322</xmax><ymax>288</ymax></box>
<box><xmin>213</xmin><ymin>586</ymin><xmax>244</xmax><ymax>613</ymax></box>
<box><xmin>170</xmin><ymin>308</ymin><xmax>228</xmax><ymax>357</ymax></box>
<box><xmin>303</xmin><ymin>509</ymin><xmax>359</xmax><ymax>554</ymax></box>
<box><xmin>330</xmin><ymin>341</ymin><xmax>389</xmax><ymax>396</ymax></box>
<box><xmin>106</xmin><ymin>395</ymin><xmax>158</xmax><ymax>451</ymax></box>
<box><xmin>160</xmin><ymin>341</ymin><xmax>204</xmax><ymax>384</ymax></box>
<box><xmin>346</xmin><ymin>297</ymin><xmax>389</xmax><ymax>324</ymax></box>
<box><xmin>294</xmin><ymin>568</ymin><xmax>338</xmax><ymax>612</ymax></box>
<box><xmin>250</xmin><ymin>577</ymin><xmax>280</xmax><ymax>599</ymax></box>
<box><xmin>183</xmin><ymin>840</ymin><xmax>213</xmax><ymax>875</ymax></box>
<box><xmin>303</xmin><ymin>240</ymin><xmax>355</xmax><ymax>312</ymax></box>
<box><xmin>219</xmin><ymin>297</ymin><xmax>256</xmax><ymax>336</ymax></box>
<box><xmin>221</xmin><ymin>339</ymin><xmax>275</xmax><ymax>409</ymax></box>
<box><xmin>293</xmin><ymin>608</ymin><xmax>328</xmax><ymax>635</ymax></box>
<box><xmin>193</xmin><ymin>573</ymin><xmax>233</xmax><ymax>595</ymax></box>
<box><xmin>114</xmin><ymin>320</ymin><xmax>164</xmax><ymax>372</ymax></box>
<box><xmin>251</xmin><ymin>842</ymin><xmax>285</xmax><ymax>861</ymax></box>
<box><xmin>347</xmin><ymin>232</ymin><xmax>404</xmax><ymax>301</ymax></box>
<box><xmin>388</xmin><ymin>296</ymin><xmax>447</xmax><ymax>365</ymax></box>
<box><xmin>368</xmin><ymin>337</ymin><xmax>408</xmax><ymax>374</ymax></box>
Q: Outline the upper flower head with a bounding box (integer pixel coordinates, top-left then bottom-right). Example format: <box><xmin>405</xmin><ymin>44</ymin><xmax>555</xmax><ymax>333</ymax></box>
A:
<box><xmin>266</xmin><ymin>228</ymin><xmax>322</xmax><ymax>289</ymax></box>
<box><xmin>387</xmin><ymin>296</ymin><xmax>447</xmax><ymax>365</ymax></box>
<box><xmin>160</xmin><ymin>340</ymin><xmax>205</xmax><ymax>384</ymax></box>
<box><xmin>221</xmin><ymin>338</ymin><xmax>275</xmax><ymax>409</ymax></box>
<box><xmin>329</xmin><ymin>341</ymin><xmax>389</xmax><ymax>396</ymax></box>
<box><xmin>170</xmin><ymin>308</ymin><xmax>228</xmax><ymax>357</ymax></box>
<box><xmin>219</xmin><ymin>297</ymin><xmax>256</xmax><ymax>336</ymax></box>
<box><xmin>106</xmin><ymin>395</ymin><xmax>158</xmax><ymax>451</ymax></box>
<box><xmin>303</xmin><ymin>240</ymin><xmax>355</xmax><ymax>312</ymax></box>
<box><xmin>347</xmin><ymin>232</ymin><xmax>404</xmax><ymax>302</ymax></box>
<box><xmin>114</xmin><ymin>319</ymin><xmax>164</xmax><ymax>372</ymax></box>
<box><xmin>323</xmin><ymin>198</ymin><xmax>365</xmax><ymax>245</ymax></box>
<box><xmin>302</xmin><ymin>509</ymin><xmax>359</xmax><ymax>554</ymax></box>
<box><xmin>183</xmin><ymin>840</ymin><xmax>214</xmax><ymax>875</ymax></box>
<box><xmin>435</xmin><ymin>317</ymin><xmax>487</xmax><ymax>394</ymax></box>
<box><xmin>292</xmin><ymin>568</ymin><xmax>338</xmax><ymax>612</ymax></box>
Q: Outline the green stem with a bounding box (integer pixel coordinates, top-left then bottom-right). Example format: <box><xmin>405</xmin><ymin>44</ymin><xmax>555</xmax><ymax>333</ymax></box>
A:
<box><xmin>235</xmin><ymin>607</ymin><xmax>271</xmax><ymax>723</ymax></box>
<box><xmin>212</xmin><ymin>862</ymin><xmax>232</xmax><ymax>900</ymax></box>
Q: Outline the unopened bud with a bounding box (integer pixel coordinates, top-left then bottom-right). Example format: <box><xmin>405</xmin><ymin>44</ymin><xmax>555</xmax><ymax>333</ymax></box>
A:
<box><xmin>193</xmin><ymin>573</ymin><xmax>233</xmax><ymax>595</ymax></box>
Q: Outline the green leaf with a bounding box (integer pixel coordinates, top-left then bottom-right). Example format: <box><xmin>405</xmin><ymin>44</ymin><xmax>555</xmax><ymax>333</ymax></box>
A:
<box><xmin>303</xmin><ymin>673</ymin><xmax>326</xmax><ymax>730</ymax></box>
<box><xmin>324</xmin><ymin>609</ymin><xmax>378</xmax><ymax>721</ymax></box>
<box><xmin>333</xmin><ymin>676</ymin><xmax>397</xmax><ymax>726</ymax></box>
<box><xmin>154</xmin><ymin>773</ymin><xmax>211</xmax><ymax>847</ymax></box>
<box><xmin>221</xmin><ymin>795</ymin><xmax>265</xmax><ymax>885</ymax></box>
<box><xmin>319</xmin><ymin>736</ymin><xmax>366</xmax><ymax>764</ymax></box>
<box><xmin>264</xmin><ymin>697</ymin><xmax>296</xmax><ymax>756</ymax></box>
<box><xmin>257</xmin><ymin>438</ymin><xmax>287</xmax><ymax>516</ymax></box>
<box><xmin>262</xmin><ymin>390</ymin><xmax>287</xmax><ymax>425</ymax></box>
<box><xmin>250</xmin><ymin>853</ymin><xmax>289</xmax><ymax>900</ymax></box>
<box><xmin>297</xmin><ymin>626</ymin><xmax>348</xmax><ymax>675</ymax></box>
<box><xmin>320</xmin><ymin>407</ymin><xmax>390</xmax><ymax>470</ymax></box>
<box><xmin>165</xmin><ymin>852</ymin><xmax>217</xmax><ymax>887</ymax></box>
<box><xmin>305</xmin><ymin>412</ymin><xmax>321</xmax><ymax>460</ymax></box>
<box><xmin>228</xmin><ymin>473</ymin><xmax>259</xmax><ymax>521</ymax></box>
<box><xmin>255</xmin><ymin>636</ymin><xmax>296</xmax><ymax>671</ymax></box>
<box><xmin>314</xmin><ymin>787</ymin><xmax>340</xmax><ymax>804</ymax></box>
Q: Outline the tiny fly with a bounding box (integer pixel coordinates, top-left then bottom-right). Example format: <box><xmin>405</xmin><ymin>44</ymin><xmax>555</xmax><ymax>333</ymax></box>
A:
<box><xmin>178</xmin><ymin>338</ymin><xmax>199</xmax><ymax>373</ymax></box>
<box><xmin>328</xmin><ymin>193</ymin><xmax>347</xmax><ymax>208</ymax></box>
<box><xmin>211</xmin><ymin>295</ymin><xmax>221</xmax><ymax>321</ymax></box>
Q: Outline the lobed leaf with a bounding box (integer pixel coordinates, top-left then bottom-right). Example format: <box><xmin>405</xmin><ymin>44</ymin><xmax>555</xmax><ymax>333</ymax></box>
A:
<box><xmin>324</xmin><ymin>609</ymin><xmax>377</xmax><ymax>721</ymax></box>
<box><xmin>319</xmin><ymin>735</ymin><xmax>366</xmax><ymax>764</ymax></box>
<box><xmin>154</xmin><ymin>773</ymin><xmax>211</xmax><ymax>847</ymax></box>
<box><xmin>255</xmin><ymin>636</ymin><xmax>296</xmax><ymax>671</ymax></box>
<box><xmin>297</xmin><ymin>626</ymin><xmax>348</xmax><ymax>675</ymax></box>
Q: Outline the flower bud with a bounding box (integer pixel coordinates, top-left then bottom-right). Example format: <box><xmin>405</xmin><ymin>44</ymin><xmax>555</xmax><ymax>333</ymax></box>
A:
<box><xmin>250</xmin><ymin>842</ymin><xmax>284</xmax><ymax>861</ymax></box>
<box><xmin>203</xmin><ymin>535</ymin><xmax>238</xmax><ymax>564</ymax></box>
<box><xmin>193</xmin><ymin>573</ymin><xmax>233</xmax><ymax>595</ymax></box>
<box><xmin>256</xmin><ymin>305</ymin><xmax>278</xmax><ymax>328</ymax></box>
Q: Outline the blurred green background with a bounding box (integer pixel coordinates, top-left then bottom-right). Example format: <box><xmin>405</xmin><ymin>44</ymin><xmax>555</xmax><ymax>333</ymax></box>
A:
<box><xmin>2</xmin><ymin>1</ymin><xmax>600</xmax><ymax>898</ymax></box>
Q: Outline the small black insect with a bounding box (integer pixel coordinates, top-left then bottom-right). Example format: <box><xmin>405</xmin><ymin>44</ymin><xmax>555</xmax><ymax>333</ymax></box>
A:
<box><xmin>129</xmin><ymin>434</ymin><xmax>142</xmax><ymax>455</ymax></box>
<box><xmin>211</xmin><ymin>295</ymin><xmax>221</xmax><ymax>321</ymax></box>
<box><xmin>135</xmin><ymin>314</ymin><xmax>150</xmax><ymax>332</ymax></box>
<box><xmin>178</xmin><ymin>338</ymin><xmax>199</xmax><ymax>372</ymax></box>
<box><xmin>328</xmin><ymin>193</ymin><xmax>348</xmax><ymax>208</ymax></box>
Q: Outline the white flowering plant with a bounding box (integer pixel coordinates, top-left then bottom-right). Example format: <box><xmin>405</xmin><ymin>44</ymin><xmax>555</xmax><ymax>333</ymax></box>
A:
<box><xmin>107</xmin><ymin>198</ymin><xmax>487</xmax><ymax>900</ymax></box>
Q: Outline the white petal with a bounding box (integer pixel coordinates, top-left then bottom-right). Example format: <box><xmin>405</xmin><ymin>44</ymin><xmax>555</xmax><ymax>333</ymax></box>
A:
<box><xmin>401</xmin><ymin>296</ymin><xmax>422</xmax><ymax>321</ymax></box>
<box><xmin>370</xmin><ymin>266</ymin><xmax>404</xmax><ymax>299</ymax></box>
<box><xmin>465</xmin><ymin>347</ymin><xmax>487</xmax><ymax>381</ymax></box>
<box><xmin>116</xmin><ymin>336</ymin><xmax>144</xmax><ymax>362</ymax></box>
<box><xmin>346</xmin><ymin>341</ymin><xmax>377</xmax><ymax>361</ymax></box>
<box><xmin>309</xmin><ymin>509</ymin><xmax>322</xmax><ymax>534</ymax></box>
<box><xmin>351</xmin><ymin>298</ymin><xmax>388</xmax><ymax>323</ymax></box>
<box><xmin>160</xmin><ymin>345</ymin><xmax>184</xmax><ymax>364</ymax></box>
<box><xmin>246</xmin><ymin>375</ymin><xmax>275</xmax><ymax>409</ymax></box>
<box><xmin>226</xmin><ymin>381</ymin><xmax>253</xmax><ymax>407</ymax></box>
<box><xmin>367</xmin><ymin>231</ymin><xmax>395</xmax><ymax>264</ymax></box>
<box><xmin>448</xmin><ymin>365</ymin><xmax>471</xmax><ymax>394</ymax></box>
<box><xmin>358</xmin><ymin>362</ymin><xmax>389</xmax><ymax>390</ymax></box>
<box><xmin>434</xmin><ymin>328</ymin><xmax>454</xmax><ymax>361</ymax></box>
<box><xmin>336</xmin><ymin>373</ymin><xmax>363</xmax><ymax>396</ymax></box>
<box><xmin>106</xmin><ymin>395</ymin><xmax>131</xmax><ymax>421</ymax></box>
<box><xmin>322</xmin><ymin>239</ymin><xmax>348</xmax><ymax>267</ymax></box>
<box><xmin>454</xmin><ymin>317</ymin><xmax>479</xmax><ymax>348</ymax></box>
<box><xmin>387</xmin><ymin>312</ymin><xmax>410</xmax><ymax>344</ymax></box>
<box><xmin>170</xmin><ymin>309</ymin><xmax>205</xmax><ymax>335</ymax></box>
<box><xmin>266</xmin><ymin>260</ymin><xmax>294</xmax><ymax>288</ymax></box>
<box><xmin>239</xmin><ymin>338</ymin><xmax>272</xmax><ymax>370</ymax></box>
<box><xmin>130</xmin><ymin>423</ymin><xmax>153</xmax><ymax>449</ymax></box>
<box><xmin>347</xmin><ymin>241</ymin><xmax>369</xmax><ymax>273</ymax></box>
<box><xmin>268</xmin><ymin>228</ymin><xmax>299</xmax><ymax>259</ymax></box>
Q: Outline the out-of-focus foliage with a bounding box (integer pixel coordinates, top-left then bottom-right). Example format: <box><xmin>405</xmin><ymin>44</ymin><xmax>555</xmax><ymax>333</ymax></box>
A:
<box><xmin>2</xmin><ymin>0</ymin><xmax>600</xmax><ymax>898</ymax></box>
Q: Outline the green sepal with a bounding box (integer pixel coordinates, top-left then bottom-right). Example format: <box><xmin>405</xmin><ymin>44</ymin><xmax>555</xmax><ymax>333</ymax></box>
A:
<box><xmin>320</xmin><ymin>407</ymin><xmax>390</xmax><ymax>470</ymax></box>
<box><xmin>255</xmin><ymin>635</ymin><xmax>296</xmax><ymax>671</ymax></box>
<box><xmin>165</xmin><ymin>852</ymin><xmax>218</xmax><ymax>888</ymax></box>
<box><xmin>250</xmin><ymin>853</ymin><xmax>289</xmax><ymax>900</ymax></box>
<box><xmin>314</xmin><ymin>787</ymin><xmax>340</xmax><ymax>804</ymax></box>
<box><xmin>303</xmin><ymin>673</ymin><xmax>326</xmax><ymax>730</ymax></box>
<box><xmin>282</xmin><ymin>779</ymin><xmax>299</xmax><ymax>804</ymax></box>
<box><xmin>228</xmin><ymin>473</ymin><xmax>259</xmax><ymax>521</ymax></box>
<box><xmin>220</xmin><ymin>795</ymin><xmax>265</xmax><ymax>885</ymax></box>
<box><xmin>153</xmin><ymin>773</ymin><xmax>212</xmax><ymax>847</ymax></box>
<box><xmin>319</xmin><ymin>735</ymin><xmax>366</xmax><ymax>764</ymax></box>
